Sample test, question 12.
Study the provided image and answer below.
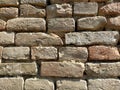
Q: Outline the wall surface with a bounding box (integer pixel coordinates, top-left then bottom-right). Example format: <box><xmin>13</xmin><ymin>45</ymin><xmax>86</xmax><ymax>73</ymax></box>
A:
<box><xmin>0</xmin><ymin>0</ymin><xmax>120</xmax><ymax>90</ymax></box>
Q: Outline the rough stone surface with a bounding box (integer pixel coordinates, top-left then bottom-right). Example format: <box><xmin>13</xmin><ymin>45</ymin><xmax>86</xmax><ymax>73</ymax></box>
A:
<box><xmin>25</xmin><ymin>78</ymin><xmax>54</xmax><ymax>90</ymax></box>
<box><xmin>3</xmin><ymin>47</ymin><xmax>30</xmax><ymax>60</ymax></box>
<box><xmin>77</xmin><ymin>16</ymin><xmax>107</xmax><ymax>31</ymax></box>
<box><xmin>90</xmin><ymin>0</ymin><xmax>108</xmax><ymax>2</ymax></box>
<box><xmin>89</xmin><ymin>46</ymin><xmax>120</xmax><ymax>61</ymax></box>
<box><xmin>20</xmin><ymin>4</ymin><xmax>46</xmax><ymax>18</ymax></box>
<box><xmin>106</xmin><ymin>16</ymin><xmax>120</xmax><ymax>30</ymax></box>
<box><xmin>88</xmin><ymin>79</ymin><xmax>120</xmax><ymax>90</ymax></box>
<box><xmin>0</xmin><ymin>77</ymin><xmax>24</xmax><ymax>90</ymax></box>
<box><xmin>99</xmin><ymin>2</ymin><xmax>120</xmax><ymax>16</ymax></box>
<box><xmin>0</xmin><ymin>63</ymin><xmax>37</xmax><ymax>76</ymax></box>
<box><xmin>0</xmin><ymin>32</ymin><xmax>14</xmax><ymax>45</ymax></box>
<box><xmin>7</xmin><ymin>18</ymin><xmax>46</xmax><ymax>32</ymax></box>
<box><xmin>74</xmin><ymin>2</ymin><xmax>98</xmax><ymax>17</ymax></box>
<box><xmin>59</xmin><ymin>47</ymin><xmax>88</xmax><ymax>62</ymax></box>
<box><xmin>21</xmin><ymin>0</ymin><xmax>46</xmax><ymax>7</ymax></box>
<box><xmin>15</xmin><ymin>33</ymin><xmax>63</xmax><ymax>46</ymax></box>
<box><xmin>0</xmin><ymin>7</ymin><xmax>18</xmax><ymax>21</ymax></box>
<box><xmin>0</xmin><ymin>19</ymin><xmax>6</xmax><ymax>30</ymax></box>
<box><xmin>41</xmin><ymin>62</ymin><xmax>85</xmax><ymax>77</ymax></box>
<box><xmin>65</xmin><ymin>31</ymin><xmax>119</xmax><ymax>46</ymax></box>
<box><xmin>86</xmin><ymin>62</ymin><xmax>120</xmax><ymax>77</ymax></box>
<box><xmin>47</xmin><ymin>4</ymin><xmax>72</xmax><ymax>18</ymax></box>
<box><xmin>57</xmin><ymin>80</ymin><xmax>87</xmax><ymax>90</ymax></box>
<box><xmin>31</xmin><ymin>46</ymin><xmax>57</xmax><ymax>60</ymax></box>
<box><xmin>0</xmin><ymin>0</ymin><xmax>18</xmax><ymax>7</ymax></box>
<box><xmin>0</xmin><ymin>46</ymin><xmax>3</xmax><ymax>63</ymax></box>
<box><xmin>48</xmin><ymin>18</ymin><xmax>75</xmax><ymax>33</ymax></box>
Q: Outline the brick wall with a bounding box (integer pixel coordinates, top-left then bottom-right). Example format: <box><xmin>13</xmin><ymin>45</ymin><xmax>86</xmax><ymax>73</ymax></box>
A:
<box><xmin>0</xmin><ymin>0</ymin><xmax>120</xmax><ymax>90</ymax></box>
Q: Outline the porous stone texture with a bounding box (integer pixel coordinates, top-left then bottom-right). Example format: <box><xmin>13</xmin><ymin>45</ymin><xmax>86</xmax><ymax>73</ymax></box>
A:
<box><xmin>89</xmin><ymin>46</ymin><xmax>120</xmax><ymax>61</ymax></box>
<box><xmin>59</xmin><ymin>47</ymin><xmax>88</xmax><ymax>62</ymax></box>
<box><xmin>20</xmin><ymin>4</ymin><xmax>46</xmax><ymax>18</ymax></box>
<box><xmin>0</xmin><ymin>77</ymin><xmax>24</xmax><ymax>90</ymax></box>
<box><xmin>41</xmin><ymin>62</ymin><xmax>85</xmax><ymax>77</ymax></box>
<box><xmin>0</xmin><ymin>63</ymin><xmax>37</xmax><ymax>76</ymax></box>
<box><xmin>99</xmin><ymin>2</ymin><xmax>120</xmax><ymax>16</ymax></box>
<box><xmin>106</xmin><ymin>16</ymin><xmax>120</xmax><ymax>30</ymax></box>
<box><xmin>0</xmin><ymin>46</ymin><xmax>3</xmax><ymax>63</ymax></box>
<box><xmin>65</xmin><ymin>31</ymin><xmax>119</xmax><ymax>46</ymax></box>
<box><xmin>74</xmin><ymin>2</ymin><xmax>98</xmax><ymax>17</ymax></box>
<box><xmin>15</xmin><ymin>33</ymin><xmax>63</xmax><ymax>46</ymax></box>
<box><xmin>90</xmin><ymin>0</ymin><xmax>108</xmax><ymax>2</ymax></box>
<box><xmin>21</xmin><ymin>0</ymin><xmax>46</xmax><ymax>7</ymax></box>
<box><xmin>7</xmin><ymin>18</ymin><xmax>46</xmax><ymax>32</ymax></box>
<box><xmin>48</xmin><ymin>18</ymin><xmax>75</xmax><ymax>33</ymax></box>
<box><xmin>25</xmin><ymin>78</ymin><xmax>54</xmax><ymax>90</ymax></box>
<box><xmin>88</xmin><ymin>79</ymin><xmax>120</xmax><ymax>90</ymax></box>
<box><xmin>77</xmin><ymin>16</ymin><xmax>107</xmax><ymax>31</ymax></box>
<box><xmin>0</xmin><ymin>7</ymin><xmax>18</xmax><ymax>21</ymax></box>
<box><xmin>0</xmin><ymin>32</ymin><xmax>14</xmax><ymax>45</ymax></box>
<box><xmin>57</xmin><ymin>80</ymin><xmax>87</xmax><ymax>90</ymax></box>
<box><xmin>31</xmin><ymin>46</ymin><xmax>57</xmax><ymax>60</ymax></box>
<box><xmin>2</xmin><ymin>47</ymin><xmax>30</xmax><ymax>60</ymax></box>
<box><xmin>0</xmin><ymin>19</ymin><xmax>6</xmax><ymax>30</ymax></box>
<box><xmin>86</xmin><ymin>62</ymin><xmax>120</xmax><ymax>77</ymax></box>
<box><xmin>0</xmin><ymin>0</ymin><xmax>18</xmax><ymax>7</ymax></box>
<box><xmin>47</xmin><ymin>4</ymin><xmax>72</xmax><ymax>18</ymax></box>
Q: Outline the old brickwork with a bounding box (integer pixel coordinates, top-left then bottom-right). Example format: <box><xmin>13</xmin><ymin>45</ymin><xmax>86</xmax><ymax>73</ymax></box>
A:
<box><xmin>0</xmin><ymin>0</ymin><xmax>120</xmax><ymax>90</ymax></box>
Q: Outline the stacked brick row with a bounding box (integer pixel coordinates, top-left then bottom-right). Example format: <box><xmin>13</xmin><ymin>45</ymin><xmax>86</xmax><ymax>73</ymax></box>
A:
<box><xmin>0</xmin><ymin>0</ymin><xmax>120</xmax><ymax>90</ymax></box>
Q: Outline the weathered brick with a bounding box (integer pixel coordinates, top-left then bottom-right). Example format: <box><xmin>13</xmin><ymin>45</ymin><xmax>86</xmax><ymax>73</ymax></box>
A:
<box><xmin>0</xmin><ymin>0</ymin><xmax>18</xmax><ymax>7</ymax></box>
<box><xmin>99</xmin><ymin>2</ymin><xmax>120</xmax><ymax>16</ymax></box>
<box><xmin>57</xmin><ymin>80</ymin><xmax>87</xmax><ymax>90</ymax></box>
<box><xmin>50</xmin><ymin>0</ymin><xmax>88</xmax><ymax>4</ymax></box>
<box><xmin>3</xmin><ymin>47</ymin><xmax>30</xmax><ymax>60</ymax></box>
<box><xmin>41</xmin><ymin>62</ymin><xmax>85</xmax><ymax>77</ymax></box>
<box><xmin>59</xmin><ymin>47</ymin><xmax>88</xmax><ymax>62</ymax></box>
<box><xmin>7</xmin><ymin>18</ymin><xmax>46</xmax><ymax>32</ymax></box>
<box><xmin>15</xmin><ymin>33</ymin><xmax>63</xmax><ymax>46</ymax></box>
<box><xmin>31</xmin><ymin>46</ymin><xmax>57</xmax><ymax>60</ymax></box>
<box><xmin>0</xmin><ymin>19</ymin><xmax>6</xmax><ymax>30</ymax></box>
<box><xmin>77</xmin><ymin>16</ymin><xmax>107</xmax><ymax>31</ymax></box>
<box><xmin>65</xmin><ymin>31</ymin><xmax>119</xmax><ymax>46</ymax></box>
<box><xmin>47</xmin><ymin>4</ymin><xmax>72</xmax><ymax>18</ymax></box>
<box><xmin>0</xmin><ymin>77</ymin><xmax>24</xmax><ymax>90</ymax></box>
<box><xmin>21</xmin><ymin>0</ymin><xmax>46</xmax><ymax>7</ymax></box>
<box><xmin>74</xmin><ymin>2</ymin><xmax>98</xmax><ymax>17</ymax></box>
<box><xmin>90</xmin><ymin>0</ymin><xmax>109</xmax><ymax>2</ymax></box>
<box><xmin>20</xmin><ymin>4</ymin><xmax>46</xmax><ymax>18</ymax></box>
<box><xmin>86</xmin><ymin>62</ymin><xmax>120</xmax><ymax>77</ymax></box>
<box><xmin>0</xmin><ymin>62</ymin><xmax>37</xmax><ymax>76</ymax></box>
<box><xmin>106</xmin><ymin>16</ymin><xmax>120</xmax><ymax>30</ymax></box>
<box><xmin>48</xmin><ymin>18</ymin><xmax>75</xmax><ymax>33</ymax></box>
<box><xmin>89</xmin><ymin>46</ymin><xmax>120</xmax><ymax>61</ymax></box>
<box><xmin>0</xmin><ymin>7</ymin><xmax>18</xmax><ymax>21</ymax></box>
<box><xmin>0</xmin><ymin>32</ymin><xmax>14</xmax><ymax>45</ymax></box>
<box><xmin>25</xmin><ymin>78</ymin><xmax>54</xmax><ymax>90</ymax></box>
<box><xmin>88</xmin><ymin>79</ymin><xmax>120</xmax><ymax>90</ymax></box>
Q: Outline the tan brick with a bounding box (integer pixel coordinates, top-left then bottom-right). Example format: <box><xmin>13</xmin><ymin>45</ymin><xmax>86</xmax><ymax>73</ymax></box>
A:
<box><xmin>15</xmin><ymin>33</ymin><xmax>63</xmax><ymax>46</ymax></box>
<box><xmin>0</xmin><ymin>32</ymin><xmax>14</xmax><ymax>45</ymax></box>
<box><xmin>59</xmin><ymin>47</ymin><xmax>88</xmax><ymax>62</ymax></box>
<box><xmin>0</xmin><ymin>0</ymin><xmax>18</xmax><ymax>7</ymax></box>
<box><xmin>41</xmin><ymin>62</ymin><xmax>85</xmax><ymax>78</ymax></box>
<box><xmin>31</xmin><ymin>46</ymin><xmax>57</xmax><ymax>60</ymax></box>
<box><xmin>0</xmin><ymin>62</ymin><xmax>37</xmax><ymax>76</ymax></box>
<box><xmin>7</xmin><ymin>18</ymin><xmax>46</xmax><ymax>32</ymax></box>
<box><xmin>25</xmin><ymin>78</ymin><xmax>54</xmax><ymax>90</ymax></box>
<box><xmin>0</xmin><ymin>77</ymin><xmax>24</xmax><ymax>90</ymax></box>
<box><xmin>47</xmin><ymin>4</ymin><xmax>72</xmax><ymax>18</ymax></box>
<box><xmin>89</xmin><ymin>46</ymin><xmax>120</xmax><ymax>61</ymax></box>
<box><xmin>3</xmin><ymin>47</ymin><xmax>30</xmax><ymax>60</ymax></box>
<box><xmin>57</xmin><ymin>80</ymin><xmax>87</xmax><ymax>90</ymax></box>
<box><xmin>88</xmin><ymin>79</ymin><xmax>120</xmax><ymax>90</ymax></box>
<box><xmin>74</xmin><ymin>2</ymin><xmax>98</xmax><ymax>17</ymax></box>
<box><xmin>0</xmin><ymin>19</ymin><xmax>6</xmax><ymax>30</ymax></box>
<box><xmin>86</xmin><ymin>62</ymin><xmax>120</xmax><ymax>77</ymax></box>
<box><xmin>0</xmin><ymin>7</ymin><xmax>18</xmax><ymax>21</ymax></box>
<box><xmin>20</xmin><ymin>4</ymin><xmax>46</xmax><ymax>18</ymax></box>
